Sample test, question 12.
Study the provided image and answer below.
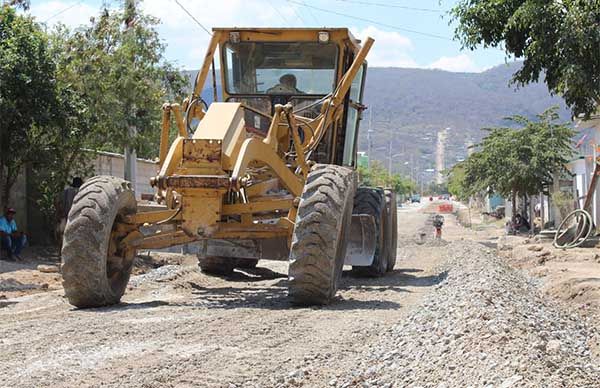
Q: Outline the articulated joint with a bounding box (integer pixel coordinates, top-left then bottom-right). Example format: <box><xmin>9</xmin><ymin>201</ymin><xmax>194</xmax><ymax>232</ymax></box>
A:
<box><xmin>230</xmin><ymin>175</ymin><xmax>251</xmax><ymax>192</ymax></box>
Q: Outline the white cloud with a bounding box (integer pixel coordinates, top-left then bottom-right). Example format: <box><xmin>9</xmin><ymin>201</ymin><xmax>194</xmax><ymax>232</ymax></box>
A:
<box><xmin>352</xmin><ymin>26</ymin><xmax>417</xmax><ymax>68</ymax></box>
<box><xmin>142</xmin><ymin>0</ymin><xmax>305</xmax><ymax>68</ymax></box>
<box><xmin>427</xmin><ymin>54</ymin><xmax>480</xmax><ymax>73</ymax></box>
<box><xmin>28</xmin><ymin>0</ymin><xmax>305</xmax><ymax>68</ymax></box>
<box><xmin>354</xmin><ymin>27</ymin><xmax>486</xmax><ymax>73</ymax></box>
<box><xmin>27</xmin><ymin>3</ymin><xmax>487</xmax><ymax>73</ymax></box>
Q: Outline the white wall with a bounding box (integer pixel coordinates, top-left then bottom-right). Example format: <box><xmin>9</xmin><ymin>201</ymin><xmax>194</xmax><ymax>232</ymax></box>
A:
<box><xmin>93</xmin><ymin>152</ymin><xmax>158</xmax><ymax>199</ymax></box>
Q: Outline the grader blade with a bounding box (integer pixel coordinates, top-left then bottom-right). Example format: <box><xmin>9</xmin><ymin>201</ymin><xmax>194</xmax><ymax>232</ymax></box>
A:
<box><xmin>344</xmin><ymin>214</ymin><xmax>376</xmax><ymax>266</ymax></box>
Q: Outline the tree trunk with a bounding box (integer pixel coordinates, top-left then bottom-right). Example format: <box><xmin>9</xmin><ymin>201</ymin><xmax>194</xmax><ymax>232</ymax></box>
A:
<box><xmin>1</xmin><ymin>174</ymin><xmax>10</xmax><ymax>210</ymax></box>
<box><xmin>511</xmin><ymin>190</ymin><xmax>517</xmax><ymax>220</ymax></box>
<box><xmin>0</xmin><ymin>167</ymin><xmax>18</xmax><ymax>211</ymax></box>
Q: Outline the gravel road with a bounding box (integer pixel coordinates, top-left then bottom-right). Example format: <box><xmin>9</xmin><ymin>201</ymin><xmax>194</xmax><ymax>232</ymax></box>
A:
<box><xmin>1</xmin><ymin>203</ymin><xmax>599</xmax><ymax>387</ymax></box>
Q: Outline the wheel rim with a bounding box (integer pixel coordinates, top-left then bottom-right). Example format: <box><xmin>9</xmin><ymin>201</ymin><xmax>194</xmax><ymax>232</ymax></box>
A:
<box><xmin>106</xmin><ymin>220</ymin><xmax>136</xmax><ymax>295</ymax></box>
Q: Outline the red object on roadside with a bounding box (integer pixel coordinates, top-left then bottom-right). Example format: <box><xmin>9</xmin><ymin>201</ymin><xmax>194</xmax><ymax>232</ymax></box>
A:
<box><xmin>438</xmin><ymin>204</ymin><xmax>453</xmax><ymax>213</ymax></box>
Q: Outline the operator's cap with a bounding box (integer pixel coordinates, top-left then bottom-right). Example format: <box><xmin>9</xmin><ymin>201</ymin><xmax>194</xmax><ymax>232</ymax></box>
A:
<box><xmin>6</xmin><ymin>208</ymin><xmax>16</xmax><ymax>214</ymax></box>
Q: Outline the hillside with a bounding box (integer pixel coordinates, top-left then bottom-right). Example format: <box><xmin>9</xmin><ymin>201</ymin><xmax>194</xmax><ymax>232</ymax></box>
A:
<box><xmin>360</xmin><ymin>63</ymin><xmax>570</xmax><ymax>178</ymax></box>
<box><xmin>186</xmin><ymin>62</ymin><xmax>571</xmax><ymax>178</ymax></box>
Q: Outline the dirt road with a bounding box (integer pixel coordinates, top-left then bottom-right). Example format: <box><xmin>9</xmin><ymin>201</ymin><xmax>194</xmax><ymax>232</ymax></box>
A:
<box><xmin>0</xmin><ymin>204</ymin><xmax>445</xmax><ymax>387</ymax></box>
<box><xmin>2</xmin><ymin>203</ymin><xmax>599</xmax><ymax>387</ymax></box>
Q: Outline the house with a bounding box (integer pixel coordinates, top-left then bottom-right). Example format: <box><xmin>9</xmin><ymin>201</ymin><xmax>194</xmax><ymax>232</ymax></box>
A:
<box><xmin>563</xmin><ymin>111</ymin><xmax>600</xmax><ymax>225</ymax></box>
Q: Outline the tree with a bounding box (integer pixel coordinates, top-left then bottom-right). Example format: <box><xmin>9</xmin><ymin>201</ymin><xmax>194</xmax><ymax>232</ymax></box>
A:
<box><xmin>52</xmin><ymin>2</ymin><xmax>186</xmax><ymax>159</ymax></box>
<box><xmin>358</xmin><ymin>161</ymin><xmax>416</xmax><ymax>195</ymax></box>
<box><xmin>3</xmin><ymin>1</ymin><xmax>29</xmax><ymax>10</ymax></box>
<box><xmin>462</xmin><ymin>107</ymin><xmax>574</xmax><ymax>215</ymax></box>
<box><xmin>447</xmin><ymin>163</ymin><xmax>469</xmax><ymax>201</ymax></box>
<box><xmin>451</xmin><ymin>1</ymin><xmax>600</xmax><ymax>118</ymax></box>
<box><xmin>0</xmin><ymin>6</ymin><xmax>91</xmax><ymax>217</ymax></box>
<box><xmin>0</xmin><ymin>1</ymin><xmax>185</xmax><ymax>231</ymax></box>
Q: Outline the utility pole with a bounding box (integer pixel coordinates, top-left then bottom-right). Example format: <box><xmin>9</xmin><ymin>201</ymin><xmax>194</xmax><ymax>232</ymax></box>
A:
<box><xmin>124</xmin><ymin>0</ymin><xmax>137</xmax><ymax>193</ymax></box>
<box><xmin>367</xmin><ymin>107</ymin><xmax>373</xmax><ymax>168</ymax></box>
<box><xmin>388</xmin><ymin>138</ymin><xmax>392</xmax><ymax>174</ymax></box>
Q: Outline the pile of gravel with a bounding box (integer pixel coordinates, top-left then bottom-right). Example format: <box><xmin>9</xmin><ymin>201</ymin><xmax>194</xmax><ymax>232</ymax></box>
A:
<box><xmin>337</xmin><ymin>241</ymin><xmax>600</xmax><ymax>387</ymax></box>
<box><xmin>128</xmin><ymin>264</ymin><xmax>192</xmax><ymax>287</ymax></box>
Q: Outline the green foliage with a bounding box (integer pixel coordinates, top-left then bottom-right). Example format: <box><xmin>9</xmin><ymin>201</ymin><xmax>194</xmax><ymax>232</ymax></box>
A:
<box><xmin>451</xmin><ymin>0</ymin><xmax>600</xmax><ymax>117</ymax></box>
<box><xmin>50</xmin><ymin>2</ymin><xmax>186</xmax><ymax>158</ymax></box>
<box><xmin>3</xmin><ymin>1</ymin><xmax>29</xmax><ymax>10</ymax></box>
<box><xmin>426</xmin><ymin>182</ymin><xmax>448</xmax><ymax>196</ymax></box>
<box><xmin>447</xmin><ymin>163</ymin><xmax>469</xmax><ymax>200</ymax></box>
<box><xmin>461</xmin><ymin>107</ymin><xmax>574</xmax><ymax>200</ymax></box>
<box><xmin>358</xmin><ymin>161</ymin><xmax>416</xmax><ymax>195</ymax></box>
<box><xmin>552</xmin><ymin>191</ymin><xmax>576</xmax><ymax>220</ymax></box>
<box><xmin>1</xmin><ymin>1</ymin><xmax>184</xmax><ymax>224</ymax></box>
<box><xmin>0</xmin><ymin>6</ymin><xmax>89</xmax><ymax>217</ymax></box>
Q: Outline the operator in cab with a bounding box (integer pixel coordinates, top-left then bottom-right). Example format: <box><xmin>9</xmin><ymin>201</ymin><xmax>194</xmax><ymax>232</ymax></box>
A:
<box><xmin>267</xmin><ymin>74</ymin><xmax>304</xmax><ymax>94</ymax></box>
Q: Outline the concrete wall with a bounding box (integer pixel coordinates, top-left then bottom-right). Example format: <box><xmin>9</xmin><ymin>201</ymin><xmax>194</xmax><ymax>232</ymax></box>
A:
<box><xmin>3</xmin><ymin>152</ymin><xmax>158</xmax><ymax>237</ymax></box>
<box><xmin>93</xmin><ymin>151</ymin><xmax>158</xmax><ymax>199</ymax></box>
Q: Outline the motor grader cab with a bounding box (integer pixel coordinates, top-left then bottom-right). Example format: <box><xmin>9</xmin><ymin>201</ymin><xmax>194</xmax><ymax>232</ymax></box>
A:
<box><xmin>61</xmin><ymin>28</ymin><xmax>398</xmax><ymax>308</ymax></box>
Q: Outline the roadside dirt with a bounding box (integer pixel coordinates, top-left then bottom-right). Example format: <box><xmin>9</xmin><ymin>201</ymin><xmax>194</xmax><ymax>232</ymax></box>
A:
<box><xmin>0</xmin><ymin>203</ymin><xmax>449</xmax><ymax>387</ymax></box>
<box><xmin>498</xmin><ymin>235</ymin><xmax>600</xmax><ymax>317</ymax></box>
<box><xmin>0</xmin><ymin>247</ymin><xmax>62</xmax><ymax>300</ymax></box>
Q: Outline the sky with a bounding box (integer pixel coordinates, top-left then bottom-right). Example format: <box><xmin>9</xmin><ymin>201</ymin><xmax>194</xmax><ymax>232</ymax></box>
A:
<box><xmin>26</xmin><ymin>0</ymin><xmax>510</xmax><ymax>72</ymax></box>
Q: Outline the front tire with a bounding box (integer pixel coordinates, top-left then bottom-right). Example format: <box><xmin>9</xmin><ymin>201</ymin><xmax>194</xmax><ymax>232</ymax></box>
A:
<box><xmin>288</xmin><ymin>164</ymin><xmax>356</xmax><ymax>305</ymax></box>
<box><xmin>61</xmin><ymin>176</ymin><xmax>137</xmax><ymax>308</ymax></box>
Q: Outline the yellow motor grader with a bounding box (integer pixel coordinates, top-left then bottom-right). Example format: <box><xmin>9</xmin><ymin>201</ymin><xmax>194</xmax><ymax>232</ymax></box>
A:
<box><xmin>61</xmin><ymin>28</ymin><xmax>397</xmax><ymax>307</ymax></box>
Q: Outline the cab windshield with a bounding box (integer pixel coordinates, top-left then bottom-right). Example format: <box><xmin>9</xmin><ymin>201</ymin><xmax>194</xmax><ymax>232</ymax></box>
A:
<box><xmin>223</xmin><ymin>42</ymin><xmax>338</xmax><ymax>96</ymax></box>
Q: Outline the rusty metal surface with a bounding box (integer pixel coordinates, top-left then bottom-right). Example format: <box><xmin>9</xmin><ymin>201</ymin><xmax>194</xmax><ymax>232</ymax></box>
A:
<box><xmin>182</xmin><ymin>139</ymin><xmax>222</xmax><ymax>164</ymax></box>
<box><xmin>163</xmin><ymin>175</ymin><xmax>231</xmax><ymax>189</ymax></box>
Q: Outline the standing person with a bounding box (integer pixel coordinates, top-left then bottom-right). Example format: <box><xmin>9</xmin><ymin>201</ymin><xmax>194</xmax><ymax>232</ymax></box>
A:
<box><xmin>0</xmin><ymin>208</ymin><xmax>27</xmax><ymax>260</ymax></box>
<box><xmin>56</xmin><ymin>177</ymin><xmax>83</xmax><ymax>251</ymax></box>
<box><xmin>433</xmin><ymin>214</ymin><xmax>444</xmax><ymax>239</ymax></box>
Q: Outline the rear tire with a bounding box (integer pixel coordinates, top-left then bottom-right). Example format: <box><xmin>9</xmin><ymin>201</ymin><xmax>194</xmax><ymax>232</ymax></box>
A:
<box><xmin>235</xmin><ymin>258</ymin><xmax>259</xmax><ymax>269</ymax></box>
<box><xmin>351</xmin><ymin>188</ymin><xmax>388</xmax><ymax>277</ymax></box>
<box><xmin>198</xmin><ymin>256</ymin><xmax>236</xmax><ymax>275</ymax></box>
<box><xmin>384</xmin><ymin>189</ymin><xmax>398</xmax><ymax>272</ymax></box>
<box><xmin>61</xmin><ymin>176</ymin><xmax>137</xmax><ymax>308</ymax></box>
<box><xmin>288</xmin><ymin>164</ymin><xmax>356</xmax><ymax>305</ymax></box>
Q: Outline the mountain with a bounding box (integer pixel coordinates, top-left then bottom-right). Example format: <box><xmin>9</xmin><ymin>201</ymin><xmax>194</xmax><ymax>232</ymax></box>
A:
<box><xmin>184</xmin><ymin>62</ymin><xmax>571</xmax><ymax>178</ymax></box>
<box><xmin>360</xmin><ymin>63</ymin><xmax>570</xmax><ymax>179</ymax></box>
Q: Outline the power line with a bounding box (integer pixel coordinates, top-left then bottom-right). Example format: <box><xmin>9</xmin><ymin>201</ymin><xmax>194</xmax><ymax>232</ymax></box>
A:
<box><xmin>289</xmin><ymin>3</ymin><xmax>307</xmax><ymax>26</ymax></box>
<box><xmin>301</xmin><ymin>0</ymin><xmax>321</xmax><ymax>25</ymax></box>
<box><xmin>332</xmin><ymin>0</ymin><xmax>444</xmax><ymax>13</ymax></box>
<box><xmin>43</xmin><ymin>1</ymin><xmax>81</xmax><ymax>23</ymax></box>
<box><xmin>288</xmin><ymin>0</ymin><xmax>452</xmax><ymax>41</ymax></box>
<box><xmin>173</xmin><ymin>0</ymin><xmax>212</xmax><ymax>36</ymax></box>
<box><xmin>269</xmin><ymin>2</ymin><xmax>292</xmax><ymax>26</ymax></box>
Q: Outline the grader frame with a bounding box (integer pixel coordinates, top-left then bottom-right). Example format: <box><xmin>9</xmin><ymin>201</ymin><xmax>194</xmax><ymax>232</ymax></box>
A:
<box><xmin>126</xmin><ymin>29</ymin><xmax>372</xmax><ymax>247</ymax></box>
<box><xmin>61</xmin><ymin>28</ymin><xmax>397</xmax><ymax>308</ymax></box>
